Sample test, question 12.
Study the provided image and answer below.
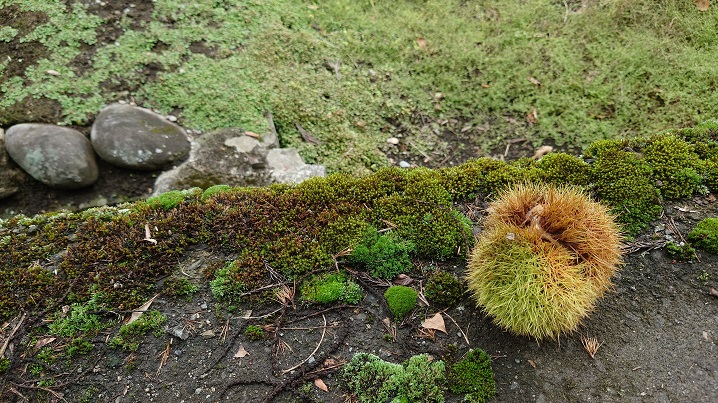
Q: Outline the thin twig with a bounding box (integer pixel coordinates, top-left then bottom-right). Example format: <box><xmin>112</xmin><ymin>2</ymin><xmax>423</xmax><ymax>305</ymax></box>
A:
<box><xmin>0</xmin><ymin>312</ymin><xmax>26</xmax><ymax>357</ymax></box>
<box><xmin>443</xmin><ymin>311</ymin><xmax>470</xmax><ymax>346</ymax></box>
<box><xmin>281</xmin><ymin>314</ymin><xmax>327</xmax><ymax>374</ymax></box>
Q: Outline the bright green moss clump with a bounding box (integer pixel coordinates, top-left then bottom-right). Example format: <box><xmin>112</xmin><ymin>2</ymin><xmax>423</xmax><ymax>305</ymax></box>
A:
<box><xmin>109</xmin><ymin>310</ymin><xmax>167</xmax><ymax>351</ymax></box>
<box><xmin>145</xmin><ymin>190</ymin><xmax>188</xmax><ymax>211</ymax></box>
<box><xmin>688</xmin><ymin>218</ymin><xmax>718</xmax><ymax>254</ymax></box>
<box><xmin>48</xmin><ymin>294</ymin><xmax>111</xmax><ymax>337</ymax></box>
<box><xmin>301</xmin><ymin>272</ymin><xmax>363</xmax><ymax>305</ymax></box>
<box><xmin>343</xmin><ymin>353</ymin><xmax>446</xmax><ymax>403</ymax></box>
<box><xmin>201</xmin><ymin>184</ymin><xmax>232</xmax><ymax>200</ymax></box>
<box><xmin>449</xmin><ymin>349</ymin><xmax>496</xmax><ymax>403</ymax></box>
<box><xmin>244</xmin><ymin>325</ymin><xmax>265</xmax><ymax>341</ymax></box>
<box><xmin>210</xmin><ymin>256</ymin><xmax>264</xmax><ymax>302</ymax></box>
<box><xmin>163</xmin><ymin>277</ymin><xmax>199</xmax><ymax>297</ymax></box>
<box><xmin>349</xmin><ymin>227</ymin><xmax>415</xmax><ymax>280</ymax></box>
<box><xmin>384</xmin><ymin>286</ymin><xmax>418</xmax><ymax>321</ymax></box>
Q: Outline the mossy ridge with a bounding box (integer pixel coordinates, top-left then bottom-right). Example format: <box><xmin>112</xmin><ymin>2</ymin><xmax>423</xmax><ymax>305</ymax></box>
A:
<box><xmin>0</xmin><ymin>166</ymin><xmax>472</xmax><ymax>323</ymax></box>
<box><xmin>2</xmin><ymin>122</ymin><xmax>718</xmax><ymax>322</ymax></box>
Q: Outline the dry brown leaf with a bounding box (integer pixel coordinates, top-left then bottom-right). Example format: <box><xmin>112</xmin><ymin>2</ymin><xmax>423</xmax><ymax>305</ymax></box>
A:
<box><xmin>695</xmin><ymin>0</ymin><xmax>711</xmax><ymax>12</ymax></box>
<box><xmin>392</xmin><ymin>274</ymin><xmax>414</xmax><ymax>286</ymax></box>
<box><xmin>143</xmin><ymin>224</ymin><xmax>157</xmax><ymax>244</ymax></box>
<box><xmin>532</xmin><ymin>145</ymin><xmax>553</xmax><ymax>159</ymax></box>
<box><xmin>421</xmin><ymin>313</ymin><xmax>447</xmax><ymax>334</ymax></box>
<box><xmin>33</xmin><ymin>337</ymin><xmax>56</xmax><ymax>350</ymax></box>
<box><xmin>416</xmin><ymin>37</ymin><xmax>428</xmax><ymax>52</ymax></box>
<box><xmin>295</xmin><ymin>122</ymin><xmax>322</xmax><ymax>145</ymax></box>
<box><xmin>234</xmin><ymin>345</ymin><xmax>249</xmax><ymax>358</ymax></box>
<box><xmin>526</xmin><ymin>108</ymin><xmax>539</xmax><ymax>125</ymax></box>
<box><xmin>244</xmin><ymin>131</ymin><xmax>260</xmax><ymax>139</ymax></box>
<box><xmin>314</xmin><ymin>378</ymin><xmax>329</xmax><ymax>392</ymax></box>
<box><xmin>527</xmin><ymin>76</ymin><xmax>541</xmax><ymax>86</ymax></box>
<box><xmin>127</xmin><ymin>294</ymin><xmax>159</xmax><ymax>325</ymax></box>
<box><xmin>528</xmin><ymin>359</ymin><xmax>537</xmax><ymax>368</ymax></box>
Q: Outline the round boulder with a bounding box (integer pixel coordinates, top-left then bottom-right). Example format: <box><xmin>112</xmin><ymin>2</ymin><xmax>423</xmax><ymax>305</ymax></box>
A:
<box><xmin>0</xmin><ymin>128</ymin><xmax>30</xmax><ymax>199</ymax></box>
<box><xmin>91</xmin><ymin>104</ymin><xmax>190</xmax><ymax>170</ymax></box>
<box><xmin>5</xmin><ymin>124</ymin><xmax>99</xmax><ymax>189</ymax></box>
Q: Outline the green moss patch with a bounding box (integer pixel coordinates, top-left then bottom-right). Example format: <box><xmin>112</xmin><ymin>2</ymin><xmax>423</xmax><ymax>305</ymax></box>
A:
<box><xmin>301</xmin><ymin>271</ymin><xmax>363</xmax><ymax>305</ymax></box>
<box><xmin>688</xmin><ymin>218</ymin><xmax>718</xmax><ymax>254</ymax></box>
<box><xmin>349</xmin><ymin>227</ymin><xmax>416</xmax><ymax>280</ymax></box>
<box><xmin>448</xmin><ymin>349</ymin><xmax>496</xmax><ymax>403</ymax></box>
<box><xmin>342</xmin><ymin>353</ymin><xmax>446</xmax><ymax>403</ymax></box>
<box><xmin>109</xmin><ymin>310</ymin><xmax>167</xmax><ymax>351</ymax></box>
<box><xmin>384</xmin><ymin>286</ymin><xmax>418</xmax><ymax>321</ymax></box>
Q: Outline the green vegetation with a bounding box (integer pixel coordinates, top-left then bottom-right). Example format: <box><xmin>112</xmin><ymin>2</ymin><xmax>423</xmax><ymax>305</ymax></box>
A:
<box><xmin>3</xmin><ymin>0</ymin><xmax>718</xmax><ymax>176</ymax></box>
<box><xmin>665</xmin><ymin>242</ymin><xmax>697</xmax><ymax>261</ymax></box>
<box><xmin>145</xmin><ymin>188</ymin><xmax>201</xmax><ymax>211</ymax></box>
<box><xmin>48</xmin><ymin>294</ymin><xmax>111</xmax><ymax>337</ymax></box>
<box><xmin>349</xmin><ymin>227</ymin><xmax>416</xmax><ymax>280</ymax></box>
<box><xmin>688</xmin><ymin>218</ymin><xmax>718</xmax><ymax>254</ymax></box>
<box><xmin>424</xmin><ymin>271</ymin><xmax>464</xmax><ymax>308</ymax></box>
<box><xmin>449</xmin><ymin>349</ymin><xmax>496</xmax><ymax>403</ymax></box>
<box><xmin>0</xmin><ymin>357</ymin><xmax>8</xmax><ymax>374</ymax></box>
<box><xmin>301</xmin><ymin>271</ymin><xmax>363</xmax><ymax>305</ymax></box>
<box><xmin>209</xmin><ymin>258</ymin><xmax>256</xmax><ymax>303</ymax></box>
<box><xmin>109</xmin><ymin>310</ymin><xmax>167</xmax><ymax>351</ymax></box>
<box><xmin>163</xmin><ymin>277</ymin><xmax>199</xmax><ymax>297</ymax></box>
<box><xmin>65</xmin><ymin>338</ymin><xmax>93</xmax><ymax>358</ymax></box>
<box><xmin>467</xmin><ymin>184</ymin><xmax>622</xmax><ymax>340</ymax></box>
<box><xmin>201</xmin><ymin>184</ymin><xmax>232</xmax><ymax>200</ymax></box>
<box><xmin>343</xmin><ymin>353</ymin><xmax>446</xmax><ymax>403</ymax></box>
<box><xmin>244</xmin><ymin>325</ymin><xmax>265</xmax><ymax>341</ymax></box>
<box><xmin>384</xmin><ymin>286</ymin><xmax>418</xmax><ymax>321</ymax></box>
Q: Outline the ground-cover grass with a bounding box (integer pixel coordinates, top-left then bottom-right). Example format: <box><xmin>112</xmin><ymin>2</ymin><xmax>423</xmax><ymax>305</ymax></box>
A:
<box><xmin>1</xmin><ymin>0</ymin><xmax>717</xmax><ymax>175</ymax></box>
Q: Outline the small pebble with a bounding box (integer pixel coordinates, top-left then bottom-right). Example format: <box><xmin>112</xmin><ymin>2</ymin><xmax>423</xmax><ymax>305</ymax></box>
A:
<box><xmin>399</xmin><ymin>160</ymin><xmax>411</xmax><ymax>168</ymax></box>
<box><xmin>200</xmin><ymin>302</ymin><xmax>208</xmax><ymax>310</ymax></box>
<box><xmin>386</xmin><ymin>137</ymin><xmax>400</xmax><ymax>145</ymax></box>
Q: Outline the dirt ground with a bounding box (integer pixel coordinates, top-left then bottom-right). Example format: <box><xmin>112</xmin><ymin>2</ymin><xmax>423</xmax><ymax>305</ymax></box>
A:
<box><xmin>1</xmin><ymin>168</ymin><xmax>717</xmax><ymax>402</ymax></box>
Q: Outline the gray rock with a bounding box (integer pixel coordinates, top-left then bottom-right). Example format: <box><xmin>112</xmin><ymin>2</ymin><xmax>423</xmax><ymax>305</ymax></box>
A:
<box><xmin>5</xmin><ymin>124</ymin><xmax>99</xmax><ymax>189</ymax></box>
<box><xmin>91</xmin><ymin>104</ymin><xmax>190</xmax><ymax>170</ymax></box>
<box><xmin>0</xmin><ymin>128</ymin><xmax>30</xmax><ymax>199</ymax></box>
<box><xmin>167</xmin><ymin>324</ymin><xmax>190</xmax><ymax>340</ymax></box>
<box><xmin>152</xmin><ymin>122</ymin><xmax>325</xmax><ymax>194</ymax></box>
<box><xmin>152</xmin><ymin>126</ymin><xmax>278</xmax><ymax>195</ymax></box>
<box><xmin>266</xmin><ymin>148</ymin><xmax>326</xmax><ymax>184</ymax></box>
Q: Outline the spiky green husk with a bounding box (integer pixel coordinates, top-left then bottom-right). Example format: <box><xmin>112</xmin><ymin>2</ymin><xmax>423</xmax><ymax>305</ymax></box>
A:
<box><xmin>467</xmin><ymin>184</ymin><xmax>622</xmax><ymax>339</ymax></box>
